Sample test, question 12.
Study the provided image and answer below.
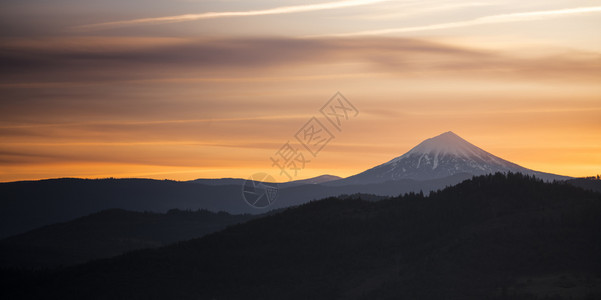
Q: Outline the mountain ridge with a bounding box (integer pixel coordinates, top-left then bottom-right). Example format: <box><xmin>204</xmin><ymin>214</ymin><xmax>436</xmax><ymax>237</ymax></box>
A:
<box><xmin>0</xmin><ymin>132</ymin><xmax>572</xmax><ymax>238</ymax></box>
<box><xmin>0</xmin><ymin>208</ymin><xmax>259</xmax><ymax>269</ymax></box>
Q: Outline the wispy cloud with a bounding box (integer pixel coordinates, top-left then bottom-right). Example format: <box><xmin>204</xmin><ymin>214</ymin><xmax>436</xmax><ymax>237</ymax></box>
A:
<box><xmin>75</xmin><ymin>0</ymin><xmax>392</xmax><ymax>31</ymax></box>
<box><xmin>331</xmin><ymin>6</ymin><xmax>601</xmax><ymax>36</ymax></box>
<box><xmin>354</xmin><ymin>1</ymin><xmax>495</xmax><ymax>20</ymax></box>
<box><xmin>2</xmin><ymin>36</ymin><xmax>599</xmax><ymax>85</ymax></box>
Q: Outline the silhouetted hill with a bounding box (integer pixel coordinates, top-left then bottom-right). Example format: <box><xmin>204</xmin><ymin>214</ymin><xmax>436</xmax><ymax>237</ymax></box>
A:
<box><xmin>0</xmin><ymin>175</ymin><xmax>470</xmax><ymax>238</ymax></box>
<box><xmin>4</xmin><ymin>173</ymin><xmax>600</xmax><ymax>299</ymax></box>
<box><xmin>190</xmin><ymin>174</ymin><xmax>342</xmax><ymax>188</ymax></box>
<box><xmin>0</xmin><ymin>178</ymin><xmax>251</xmax><ymax>238</ymax></box>
<box><xmin>0</xmin><ymin>209</ymin><xmax>257</xmax><ymax>268</ymax></box>
<box><xmin>567</xmin><ymin>177</ymin><xmax>601</xmax><ymax>194</ymax></box>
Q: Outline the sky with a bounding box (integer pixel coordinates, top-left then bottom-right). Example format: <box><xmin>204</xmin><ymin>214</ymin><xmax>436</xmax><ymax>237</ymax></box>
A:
<box><xmin>1</xmin><ymin>0</ymin><xmax>600</xmax><ymax>182</ymax></box>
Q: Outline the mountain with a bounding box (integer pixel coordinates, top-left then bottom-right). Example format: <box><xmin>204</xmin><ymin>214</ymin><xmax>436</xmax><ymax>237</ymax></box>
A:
<box><xmin>331</xmin><ymin>131</ymin><xmax>569</xmax><ymax>185</ymax></box>
<box><xmin>567</xmin><ymin>177</ymin><xmax>601</xmax><ymax>194</ymax></box>
<box><xmin>279</xmin><ymin>174</ymin><xmax>342</xmax><ymax>188</ymax></box>
<box><xmin>0</xmin><ymin>132</ymin><xmax>571</xmax><ymax>239</ymax></box>
<box><xmin>0</xmin><ymin>175</ymin><xmax>464</xmax><ymax>239</ymax></box>
<box><xmin>5</xmin><ymin>173</ymin><xmax>600</xmax><ymax>299</ymax></box>
<box><xmin>0</xmin><ymin>178</ymin><xmax>248</xmax><ymax>238</ymax></box>
<box><xmin>190</xmin><ymin>174</ymin><xmax>341</xmax><ymax>188</ymax></box>
<box><xmin>0</xmin><ymin>208</ymin><xmax>258</xmax><ymax>269</ymax></box>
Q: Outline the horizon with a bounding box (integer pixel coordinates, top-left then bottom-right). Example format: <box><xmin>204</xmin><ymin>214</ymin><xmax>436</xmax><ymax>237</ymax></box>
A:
<box><xmin>1</xmin><ymin>0</ymin><xmax>600</xmax><ymax>182</ymax></box>
<box><xmin>0</xmin><ymin>130</ymin><xmax>592</xmax><ymax>183</ymax></box>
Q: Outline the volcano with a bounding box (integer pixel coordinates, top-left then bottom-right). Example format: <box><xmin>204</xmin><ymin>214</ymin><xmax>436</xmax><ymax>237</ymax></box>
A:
<box><xmin>334</xmin><ymin>131</ymin><xmax>568</xmax><ymax>184</ymax></box>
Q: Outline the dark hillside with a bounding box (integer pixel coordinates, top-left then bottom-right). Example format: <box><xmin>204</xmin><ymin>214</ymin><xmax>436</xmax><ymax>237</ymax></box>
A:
<box><xmin>3</xmin><ymin>173</ymin><xmax>600</xmax><ymax>300</ymax></box>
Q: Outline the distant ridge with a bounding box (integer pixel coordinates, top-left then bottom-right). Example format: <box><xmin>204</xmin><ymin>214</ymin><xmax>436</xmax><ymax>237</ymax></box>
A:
<box><xmin>0</xmin><ymin>208</ymin><xmax>257</xmax><ymax>268</ymax></box>
<box><xmin>189</xmin><ymin>174</ymin><xmax>341</xmax><ymax>187</ymax></box>
<box><xmin>0</xmin><ymin>132</ymin><xmax>571</xmax><ymax>238</ymax></box>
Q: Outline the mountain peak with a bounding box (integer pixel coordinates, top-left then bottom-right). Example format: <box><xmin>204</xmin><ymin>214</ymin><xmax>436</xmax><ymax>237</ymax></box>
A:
<box><xmin>384</xmin><ymin>131</ymin><xmax>513</xmax><ymax>172</ymax></box>
<box><xmin>440</xmin><ymin>131</ymin><xmax>459</xmax><ymax>136</ymax></box>
<box><xmin>402</xmin><ymin>131</ymin><xmax>481</xmax><ymax>159</ymax></box>
<box><xmin>336</xmin><ymin>131</ymin><xmax>568</xmax><ymax>184</ymax></box>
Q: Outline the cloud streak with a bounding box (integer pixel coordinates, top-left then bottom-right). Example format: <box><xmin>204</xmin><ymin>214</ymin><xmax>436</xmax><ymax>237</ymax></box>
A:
<box><xmin>2</xmin><ymin>37</ymin><xmax>599</xmax><ymax>85</ymax></box>
<box><xmin>75</xmin><ymin>0</ymin><xmax>392</xmax><ymax>31</ymax></box>
<box><xmin>353</xmin><ymin>1</ymin><xmax>495</xmax><ymax>20</ymax></box>
<box><xmin>331</xmin><ymin>6</ymin><xmax>601</xmax><ymax>36</ymax></box>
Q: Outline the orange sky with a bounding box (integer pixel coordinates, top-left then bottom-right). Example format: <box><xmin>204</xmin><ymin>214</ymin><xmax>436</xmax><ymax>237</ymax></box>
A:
<box><xmin>1</xmin><ymin>1</ymin><xmax>600</xmax><ymax>182</ymax></box>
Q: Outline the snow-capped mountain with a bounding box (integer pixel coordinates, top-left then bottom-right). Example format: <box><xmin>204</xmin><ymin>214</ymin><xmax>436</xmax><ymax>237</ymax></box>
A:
<box><xmin>334</xmin><ymin>131</ymin><xmax>568</xmax><ymax>184</ymax></box>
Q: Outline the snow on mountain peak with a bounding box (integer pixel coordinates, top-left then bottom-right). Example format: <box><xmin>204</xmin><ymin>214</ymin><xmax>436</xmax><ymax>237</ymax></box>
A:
<box><xmin>331</xmin><ymin>131</ymin><xmax>569</xmax><ymax>185</ymax></box>
<box><xmin>383</xmin><ymin>131</ymin><xmax>491</xmax><ymax>167</ymax></box>
<box><xmin>362</xmin><ymin>131</ymin><xmax>528</xmax><ymax>181</ymax></box>
<box><xmin>405</xmin><ymin>131</ymin><xmax>483</xmax><ymax>157</ymax></box>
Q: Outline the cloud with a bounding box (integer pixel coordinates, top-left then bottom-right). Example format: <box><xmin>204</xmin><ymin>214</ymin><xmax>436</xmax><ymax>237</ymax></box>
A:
<box><xmin>0</xmin><ymin>37</ymin><xmax>482</xmax><ymax>83</ymax></box>
<box><xmin>351</xmin><ymin>1</ymin><xmax>495</xmax><ymax>20</ymax></box>
<box><xmin>75</xmin><ymin>0</ymin><xmax>393</xmax><ymax>31</ymax></box>
<box><xmin>2</xmin><ymin>36</ymin><xmax>599</xmax><ymax>143</ymax></box>
<box><xmin>330</xmin><ymin>6</ymin><xmax>601</xmax><ymax>36</ymax></box>
<box><xmin>1</xmin><ymin>36</ymin><xmax>599</xmax><ymax>85</ymax></box>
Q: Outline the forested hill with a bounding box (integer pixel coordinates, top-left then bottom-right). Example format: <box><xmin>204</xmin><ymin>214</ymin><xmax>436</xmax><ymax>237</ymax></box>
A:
<box><xmin>0</xmin><ymin>208</ymin><xmax>257</xmax><ymax>269</ymax></box>
<box><xmin>4</xmin><ymin>173</ymin><xmax>601</xmax><ymax>300</ymax></box>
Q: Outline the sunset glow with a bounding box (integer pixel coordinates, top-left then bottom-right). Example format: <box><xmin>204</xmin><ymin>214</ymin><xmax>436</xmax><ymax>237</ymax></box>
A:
<box><xmin>1</xmin><ymin>0</ymin><xmax>600</xmax><ymax>182</ymax></box>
